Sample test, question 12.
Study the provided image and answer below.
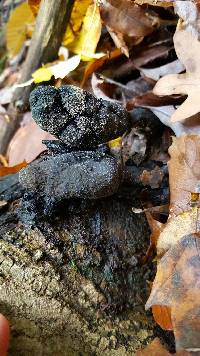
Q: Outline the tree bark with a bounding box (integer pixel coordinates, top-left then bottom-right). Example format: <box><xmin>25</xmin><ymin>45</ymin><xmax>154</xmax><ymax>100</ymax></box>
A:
<box><xmin>0</xmin><ymin>0</ymin><xmax>74</xmax><ymax>155</ymax></box>
<box><xmin>0</xmin><ymin>174</ymin><xmax>158</xmax><ymax>355</ymax></box>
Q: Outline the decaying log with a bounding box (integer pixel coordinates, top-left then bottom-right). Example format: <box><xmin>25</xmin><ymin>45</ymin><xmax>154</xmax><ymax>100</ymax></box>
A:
<box><xmin>0</xmin><ymin>173</ymin><xmax>159</xmax><ymax>355</ymax></box>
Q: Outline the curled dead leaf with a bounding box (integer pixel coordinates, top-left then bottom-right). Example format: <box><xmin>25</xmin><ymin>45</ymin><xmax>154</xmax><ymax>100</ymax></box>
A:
<box><xmin>100</xmin><ymin>0</ymin><xmax>160</xmax><ymax>37</ymax></box>
<box><xmin>153</xmin><ymin>29</ymin><xmax>200</xmax><ymax>122</ymax></box>
<box><xmin>157</xmin><ymin>207</ymin><xmax>199</xmax><ymax>256</ymax></box>
<box><xmin>146</xmin><ymin>233</ymin><xmax>200</xmax><ymax>351</ymax></box>
<box><xmin>155</xmin><ymin>135</ymin><xmax>200</xmax><ymax>256</ymax></box>
<box><xmin>168</xmin><ymin>135</ymin><xmax>200</xmax><ymax>217</ymax></box>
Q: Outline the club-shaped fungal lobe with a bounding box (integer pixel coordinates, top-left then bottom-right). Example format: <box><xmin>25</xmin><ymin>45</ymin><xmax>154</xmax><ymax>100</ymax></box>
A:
<box><xmin>30</xmin><ymin>85</ymin><xmax>131</xmax><ymax>149</ymax></box>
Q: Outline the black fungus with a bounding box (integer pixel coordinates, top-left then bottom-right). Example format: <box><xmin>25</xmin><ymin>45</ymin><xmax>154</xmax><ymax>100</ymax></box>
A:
<box><xmin>19</xmin><ymin>85</ymin><xmax>132</xmax><ymax>226</ymax></box>
<box><xmin>19</xmin><ymin>150</ymin><xmax>123</xmax><ymax>217</ymax></box>
<box><xmin>30</xmin><ymin>85</ymin><xmax>131</xmax><ymax>150</ymax></box>
<box><xmin>42</xmin><ymin>140</ymin><xmax>71</xmax><ymax>155</ymax></box>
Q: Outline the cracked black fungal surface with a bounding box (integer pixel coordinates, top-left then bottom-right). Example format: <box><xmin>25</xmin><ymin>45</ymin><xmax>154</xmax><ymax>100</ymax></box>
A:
<box><xmin>30</xmin><ymin>85</ymin><xmax>131</xmax><ymax>149</ymax></box>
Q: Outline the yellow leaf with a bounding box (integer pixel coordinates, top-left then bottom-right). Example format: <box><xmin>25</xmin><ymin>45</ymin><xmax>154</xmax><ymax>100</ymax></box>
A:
<box><xmin>6</xmin><ymin>2</ymin><xmax>35</xmax><ymax>57</ymax></box>
<box><xmin>51</xmin><ymin>55</ymin><xmax>81</xmax><ymax>79</ymax></box>
<box><xmin>32</xmin><ymin>67</ymin><xmax>52</xmax><ymax>83</ymax></box>
<box><xmin>108</xmin><ymin>137</ymin><xmax>122</xmax><ymax>149</ymax></box>
<box><xmin>69</xmin><ymin>3</ymin><xmax>102</xmax><ymax>61</ymax></box>
<box><xmin>32</xmin><ymin>55</ymin><xmax>81</xmax><ymax>83</ymax></box>
<box><xmin>62</xmin><ymin>0</ymin><xmax>93</xmax><ymax>47</ymax></box>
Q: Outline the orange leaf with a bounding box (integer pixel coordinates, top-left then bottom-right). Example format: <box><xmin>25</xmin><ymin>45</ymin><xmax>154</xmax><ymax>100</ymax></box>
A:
<box><xmin>0</xmin><ymin>161</ymin><xmax>27</xmax><ymax>177</ymax></box>
<box><xmin>152</xmin><ymin>305</ymin><xmax>173</xmax><ymax>331</ymax></box>
<box><xmin>81</xmin><ymin>48</ymin><xmax>122</xmax><ymax>86</ymax></box>
<box><xmin>28</xmin><ymin>0</ymin><xmax>41</xmax><ymax>16</ymax></box>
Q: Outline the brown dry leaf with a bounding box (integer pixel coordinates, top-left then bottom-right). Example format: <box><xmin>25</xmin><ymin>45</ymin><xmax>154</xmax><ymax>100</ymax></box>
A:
<box><xmin>99</xmin><ymin>0</ymin><xmax>160</xmax><ymax>37</ymax></box>
<box><xmin>168</xmin><ymin>135</ymin><xmax>200</xmax><ymax>217</ymax></box>
<box><xmin>99</xmin><ymin>0</ymin><xmax>160</xmax><ymax>54</ymax></box>
<box><xmin>136</xmin><ymin>337</ymin><xmax>190</xmax><ymax>356</ymax></box>
<box><xmin>135</xmin><ymin>0</ymin><xmax>174</xmax><ymax>6</ymax></box>
<box><xmin>146</xmin><ymin>233</ymin><xmax>200</xmax><ymax>351</ymax></box>
<box><xmin>143</xmin><ymin>210</ymin><xmax>164</xmax><ymax>263</ymax></box>
<box><xmin>146</xmin><ymin>137</ymin><xmax>200</xmax><ymax>350</ymax></box>
<box><xmin>91</xmin><ymin>73</ymin><xmax>119</xmax><ymax>102</ymax></box>
<box><xmin>145</xmin><ymin>211</ymin><xmax>164</xmax><ymax>248</ymax></box>
<box><xmin>155</xmin><ymin>135</ymin><xmax>200</xmax><ymax>255</ymax></box>
<box><xmin>133</xmin><ymin>44</ymin><xmax>173</xmax><ymax>68</ymax></box>
<box><xmin>153</xmin><ymin>28</ymin><xmax>200</xmax><ymax>122</ymax></box>
<box><xmin>0</xmin><ymin>161</ymin><xmax>27</xmax><ymax>177</ymax></box>
<box><xmin>105</xmin><ymin>25</ymin><xmax>130</xmax><ymax>57</ymax></box>
<box><xmin>157</xmin><ymin>207</ymin><xmax>199</xmax><ymax>256</ymax></box>
<box><xmin>7</xmin><ymin>113</ymin><xmax>55</xmax><ymax>166</ymax></box>
<box><xmin>140</xmin><ymin>166</ymin><xmax>164</xmax><ymax>189</ymax></box>
<box><xmin>127</xmin><ymin>92</ymin><xmax>183</xmax><ymax>110</ymax></box>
